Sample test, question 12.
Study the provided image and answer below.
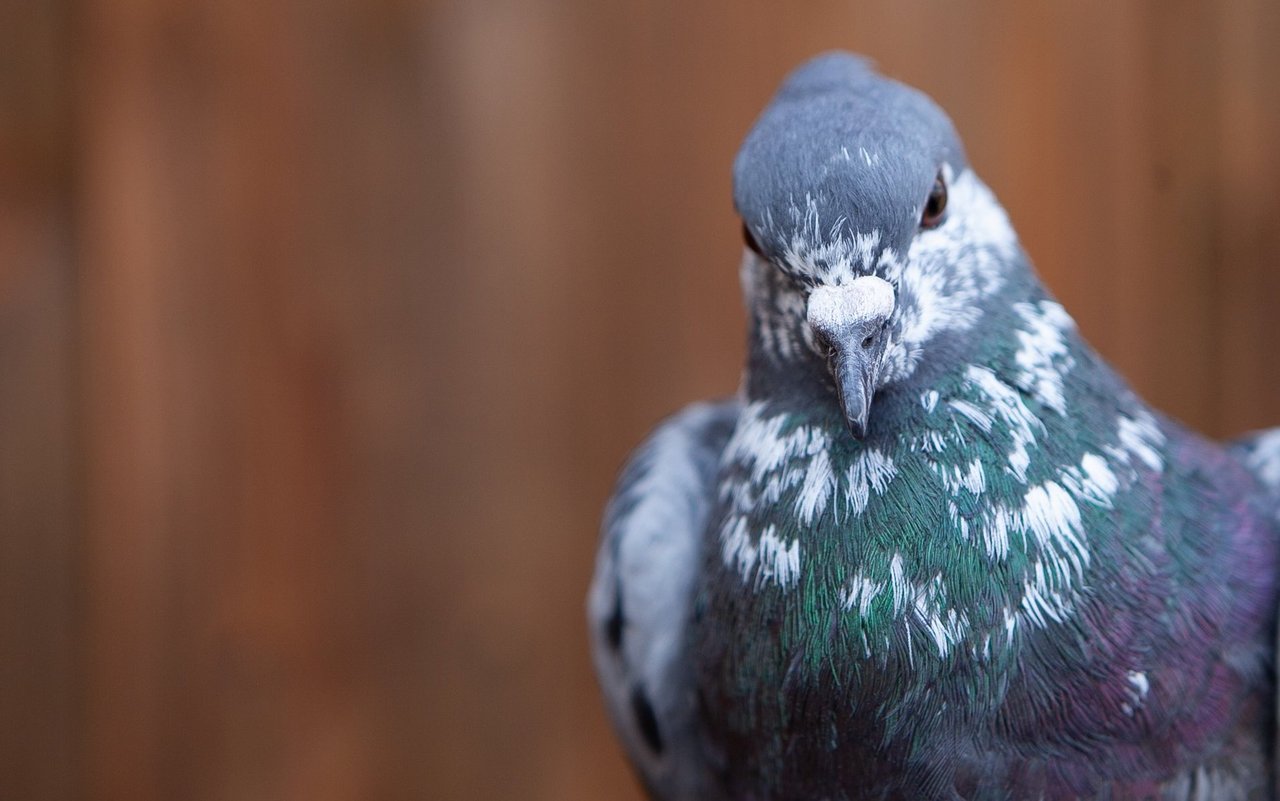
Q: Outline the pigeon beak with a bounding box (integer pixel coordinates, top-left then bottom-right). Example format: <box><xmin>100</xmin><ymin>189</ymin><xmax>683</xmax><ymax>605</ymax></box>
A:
<box><xmin>832</xmin><ymin>349</ymin><xmax>876</xmax><ymax>440</ymax></box>
<box><xmin>806</xmin><ymin>276</ymin><xmax>896</xmax><ymax>441</ymax></box>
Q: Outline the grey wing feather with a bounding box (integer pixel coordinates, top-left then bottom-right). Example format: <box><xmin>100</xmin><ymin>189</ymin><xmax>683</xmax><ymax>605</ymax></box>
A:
<box><xmin>587</xmin><ymin>399</ymin><xmax>739</xmax><ymax>801</ymax></box>
<box><xmin>1228</xmin><ymin>427</ymin><xmax>1280</xmax><ymax>499</ymax></box>
<box><xmin>1225</xmin><ymin>426</ymin><xmax>1280</xmax><ymax>801</ymax></box>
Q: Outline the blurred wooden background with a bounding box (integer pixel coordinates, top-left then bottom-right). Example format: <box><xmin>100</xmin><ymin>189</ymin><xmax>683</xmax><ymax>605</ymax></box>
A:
<box><xmin>3</xmin><ymin>1</ymin><xmax>1279</xmax><ymax>800</ymax></box>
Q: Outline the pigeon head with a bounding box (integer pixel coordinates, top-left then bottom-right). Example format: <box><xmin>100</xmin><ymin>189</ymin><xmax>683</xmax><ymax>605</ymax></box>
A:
<box><xmin>735</xmin><ymin>52</ymin><xmax>1018</xmax><ymax>438</ymax></box>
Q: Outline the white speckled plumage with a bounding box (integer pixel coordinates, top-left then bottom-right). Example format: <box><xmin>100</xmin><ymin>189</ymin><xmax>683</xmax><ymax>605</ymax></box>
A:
<box><xmin>591</xmin><ymin>52</ymin><xmax>1280</xmax><ymax>801</ymax></box>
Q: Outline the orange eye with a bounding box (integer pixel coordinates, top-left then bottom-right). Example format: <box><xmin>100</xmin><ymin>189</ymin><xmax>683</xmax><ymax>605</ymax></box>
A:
<box><xmin>742</xmin><ymin>223</ymin><xmax>765</xmax><ymax>257</ymax></box>
<box><xmin>921</xmin><ymin>172</ymin><xmax>948</xmax><ymax>229</ymax></box>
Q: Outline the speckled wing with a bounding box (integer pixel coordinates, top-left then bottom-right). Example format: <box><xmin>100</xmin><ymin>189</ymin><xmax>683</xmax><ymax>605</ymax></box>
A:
<box><xmin>587</xmin><ymin>400</ymin><xmax>739</xmax><ymax>801</ymax></box>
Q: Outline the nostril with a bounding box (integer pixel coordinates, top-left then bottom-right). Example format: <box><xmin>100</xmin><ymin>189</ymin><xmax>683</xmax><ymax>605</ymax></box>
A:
<box><xmin>861</xmin><ymin>334</ymin><xmax>875</xmax><ymax>349</ymax></box>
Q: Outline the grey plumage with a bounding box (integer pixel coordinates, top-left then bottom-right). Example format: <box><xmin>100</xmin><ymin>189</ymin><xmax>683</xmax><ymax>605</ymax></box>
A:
<box><xmin>588</xmin><ymin>400</ymin><xmax>737</xmax><ymax>801</ymax></box>
<box><xmin>589</xmin><ymin>52</ymin><xmax>1280</xmax><ymax>801</ymax></box>
<box><xmin>735</xmin><ymin>54</ymin><xmax>963</xmax><ymax>279</ymax></box>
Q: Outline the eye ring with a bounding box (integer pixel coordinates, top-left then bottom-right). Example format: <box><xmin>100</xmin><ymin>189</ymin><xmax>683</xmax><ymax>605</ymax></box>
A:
<box><xmin>920</xmin><ymin>172</ymin><xmax>948</xmax><ymax>229</ymax></box>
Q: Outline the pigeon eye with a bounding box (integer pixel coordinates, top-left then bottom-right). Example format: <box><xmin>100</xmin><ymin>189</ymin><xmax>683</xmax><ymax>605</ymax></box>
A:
<box><xmin>742</xmin><ymin>223</ymin><xmax>766</xmax><ymax>258</ymax></box>
<box><xmin>920</xmin><ymin>173</ymin><xmax>948</xmax><ymax>229</ymax></box>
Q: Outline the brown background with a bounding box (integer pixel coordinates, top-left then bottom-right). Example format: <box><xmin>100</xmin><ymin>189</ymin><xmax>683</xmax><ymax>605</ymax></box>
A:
<box><xmin>3</xmin><ymin>2</ymin><xmax>1280</xmax><ymax>800</ymax></box>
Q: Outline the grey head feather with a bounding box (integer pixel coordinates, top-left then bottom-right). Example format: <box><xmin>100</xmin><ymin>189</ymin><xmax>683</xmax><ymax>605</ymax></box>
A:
<box><xmin>734</xmin><ymin>51</ymin><xmax>967</xmax><ymax>280</ymax></box>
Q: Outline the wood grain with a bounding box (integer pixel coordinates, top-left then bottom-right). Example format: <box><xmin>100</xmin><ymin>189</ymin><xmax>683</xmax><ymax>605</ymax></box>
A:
<box><xmin>1</xmin><ymin>2</ymin><xmax>1277</xmax><ymax>800</ymax></box>
<box><xmin>0</xmin><ymin>2</ymin><xmax>78</xmax><ymax>800</ymax></box>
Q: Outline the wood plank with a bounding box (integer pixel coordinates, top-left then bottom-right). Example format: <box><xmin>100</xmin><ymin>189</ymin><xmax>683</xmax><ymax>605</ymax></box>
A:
<box><xmin>1112</xmin><ymin>3</ymin><xmax>1224</xmax><ymax>433</ymax></box>
<box><xmin>1216</xmin><ymin>0</ymin><xmax>1280</xmax><ymax>436</ymax></box>
<box><xmin>0</xmin><ymin>195</ymin><xmax>79</xmax><ymax>801</ymax></box>
<box><xmin>0</xmin><ymin>1</ymin><xmax>79</xmax><ymax>799</ymax></box>
<box><xmin>66</xmin><ymin>3</ymin><xmax>1280</xmax><ymax>801</ymax></box>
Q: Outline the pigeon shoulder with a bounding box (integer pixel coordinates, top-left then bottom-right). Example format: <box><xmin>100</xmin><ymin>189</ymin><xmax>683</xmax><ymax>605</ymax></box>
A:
<box><xmin>587</xmin><ymin>399</ymin><xmax>739</xmax><ymax>801</ymax></box>
<box><xmin>1226</xmin><ymin>426</ymin><xmax>1280</xmax><ymax>501</ymax></box>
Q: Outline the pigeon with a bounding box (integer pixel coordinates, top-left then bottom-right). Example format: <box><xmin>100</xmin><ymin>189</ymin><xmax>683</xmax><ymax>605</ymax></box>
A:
<box><xmin>588</xmin><ymin>52</ymin><xmax>1280</xmax><ymax>801</ymax></box>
